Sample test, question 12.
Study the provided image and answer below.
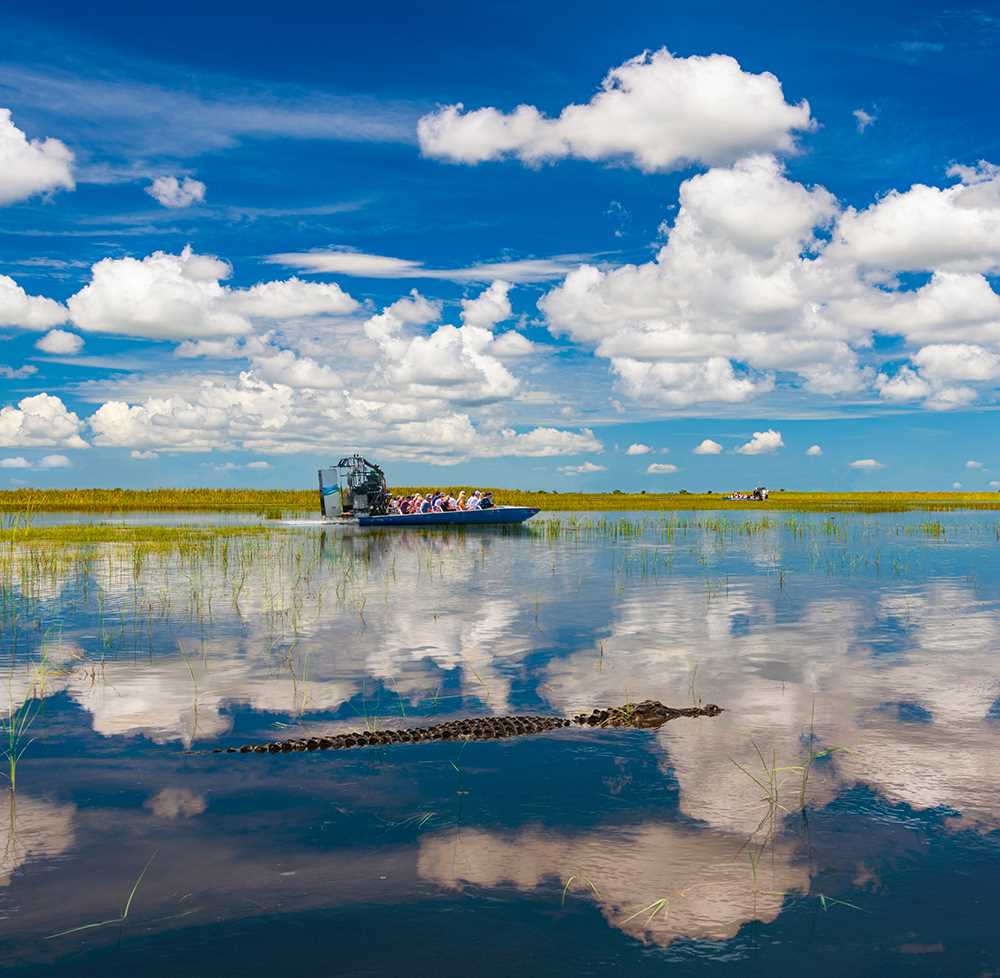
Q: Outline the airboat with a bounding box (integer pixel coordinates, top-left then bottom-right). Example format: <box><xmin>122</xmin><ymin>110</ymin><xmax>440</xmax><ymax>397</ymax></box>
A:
<box><xmin>318</xmin><ymin>455</ymin><xmax>539</xmax><ymax>527</ymax></box>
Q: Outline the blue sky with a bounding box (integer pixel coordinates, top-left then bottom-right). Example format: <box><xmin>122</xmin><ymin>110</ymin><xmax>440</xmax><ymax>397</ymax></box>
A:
<box><xmin>1</xmin><ymin>0</ymin><xmax>999</xmax><ymax>491</ymax></box>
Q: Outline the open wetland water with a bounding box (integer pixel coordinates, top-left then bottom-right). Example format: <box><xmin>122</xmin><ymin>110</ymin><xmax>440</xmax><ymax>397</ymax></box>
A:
<box><xmin>1</xmin><ymin>510</ymin><xmax>999</xmax><ymax>976</ymax></box>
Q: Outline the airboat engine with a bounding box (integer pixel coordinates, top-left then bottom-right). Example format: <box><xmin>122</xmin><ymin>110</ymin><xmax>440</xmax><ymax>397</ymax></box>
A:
<box><xmin>318</xmin><ymin>455</ymin><xmax>390</xmax><ymax>518</ymax></box>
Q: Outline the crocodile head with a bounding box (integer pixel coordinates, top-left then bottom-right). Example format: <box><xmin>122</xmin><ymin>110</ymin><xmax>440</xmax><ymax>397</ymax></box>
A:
<box><xmin>628</xmin><ymin>700</ymin><xmax>724</xmax><ymax>728</ymax></box>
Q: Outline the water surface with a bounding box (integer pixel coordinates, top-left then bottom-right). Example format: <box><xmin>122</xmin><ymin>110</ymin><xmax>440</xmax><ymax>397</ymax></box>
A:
<box><xmin>2</xmin><ymin>511</ymin><xmax>998</xmax><ymax>976</ymax></box>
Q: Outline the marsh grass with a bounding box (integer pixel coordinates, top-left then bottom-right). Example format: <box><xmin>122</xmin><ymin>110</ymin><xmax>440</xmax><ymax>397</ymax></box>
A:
<box><xmin>734</xmin><ymin>736</ymin><xmax>852</xmax><ymax>838</ymax></box>
<box><xmin>4</xmin><ymin>488</ymin><xmax>1000</xmax><ymax>513</ymax></box>
<box><xmin>732</xmin><ymin>743</ymin><xmax>804</xmax><ymax>848</ymax></box>
<box><xmin>1</xmin><ymin>696</ymin><xmax>38</xmax><ymax>792</ymax></box>
<box><xmin>0</xmin><ymin>489</ymin><xmax>310</xmax><ymax>513</ymax></box>
<box><xmin>396</xmin><ymin>488</ymin><xmax>1000</xmax><ymax>513</ymax></box>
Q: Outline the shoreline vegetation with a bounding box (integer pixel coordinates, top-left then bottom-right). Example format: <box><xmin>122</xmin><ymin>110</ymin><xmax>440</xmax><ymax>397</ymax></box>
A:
<box><xmin>2</xmin><ymin>487</ymin><xmax>1000</xmax><ymax>513</ymax></box>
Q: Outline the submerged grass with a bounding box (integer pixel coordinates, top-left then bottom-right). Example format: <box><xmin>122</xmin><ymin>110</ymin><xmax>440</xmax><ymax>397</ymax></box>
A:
<box><xmin>46</xmin><ymin>850</ymin><xmax>158</xmax><ymax>940</ymax></box>
<box><xmin>3</xmin><ymin>487</ymin><xmax>1000</xmax><ymax>513</ymax></box>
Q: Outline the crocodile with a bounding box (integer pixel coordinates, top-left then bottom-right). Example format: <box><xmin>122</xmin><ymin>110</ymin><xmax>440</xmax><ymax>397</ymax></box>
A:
<box><xmin>213</xmin><ymin>700</ymin><xmax>723</xmax><ymax>754</ymax></box>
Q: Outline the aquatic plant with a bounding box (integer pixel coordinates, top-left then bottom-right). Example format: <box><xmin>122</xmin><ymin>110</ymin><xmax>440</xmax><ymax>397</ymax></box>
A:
<box><xmin>1</xmin><ymin>696</ymin><xmax>39</xmax><ymax>793</ymax></box>
<box><xmin>620</xmin><ymin>896</ymin><xmax>670</xmax><ymax>927</ymax></box>
<box><xmin>561</xmin><ymin>874</ymin><xmax>601</xmax><ymax>907</ymax></box>
<box><xmin>46</xmin><ymin>851</ymin><xmax>158</xmax><ymax>940</ymax></box>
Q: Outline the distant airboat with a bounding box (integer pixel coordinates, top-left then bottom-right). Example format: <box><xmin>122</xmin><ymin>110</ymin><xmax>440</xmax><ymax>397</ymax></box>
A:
<box><xmin>725</xmin><ymin>486</ymin><xmax>770</xmax><ymax>501</ymax></box>
<box><xmin>318</xmin><ymin>455</ymin><xmax>539</xmax><ymax>527</ymax></box>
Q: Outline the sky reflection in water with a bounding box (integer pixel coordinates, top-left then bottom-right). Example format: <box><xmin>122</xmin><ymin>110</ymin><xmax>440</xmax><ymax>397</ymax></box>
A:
<box><xmin>1</xmin><ymin>511</ymin><xmax>999</xmax><ymax>975</ymax></box>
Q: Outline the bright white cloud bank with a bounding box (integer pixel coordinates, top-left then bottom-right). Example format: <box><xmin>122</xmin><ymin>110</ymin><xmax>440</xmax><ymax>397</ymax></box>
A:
<box><xmin>66</xmin><ymin>247</ymin><xmax>359</xmax><ymax>340</ymax></box>
<box><xmin>538</xmin><ymin>154</ymin><xmax>1000</xmax><ymax>411</ymax></box>
<box><xmin>418</xmin><ymin>48</ymin><xmax>814</xmax><ymax>171</ymax></box>
<box><xmin>76</xmin><ymin>278</ymin><xmax>601</xmax><ymax>464</ymax></box>
<box><xmin>0</xmin><ymin>109</ymin><xmax>75</xmax><ymax>205</ymax></box>
<box><xmin>0</xmin><ymin>394</ymin><xmax>87</xmax><ymax>448</ymax></box>
<box><xmin>3</xmin><ymin>250</ymin><xmax>600</xmax><ymax>464</ymax></box>
<box><xmin>422</xmin><ymin>55</ymin><xmax>1000</xmax><ymax>414</ymax></box>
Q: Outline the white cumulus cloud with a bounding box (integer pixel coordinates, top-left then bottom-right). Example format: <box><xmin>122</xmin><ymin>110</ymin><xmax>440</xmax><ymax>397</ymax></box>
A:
<box><xmin>0</xmin><ymin>274</ymin><xmax>68</xmax><ymax>330</ymax></box>
<box><xmin>490</xmin><ymin>331</ymin><xmax>535</xmax><ymax>358</ymax></box>
<box><xmin>875</xmin><ymin>366</ymin><xmax>932</xmax><ymax>403</ymax></box>
<box><xmin>67</xmin><ymin>247</ymin><xmax>360</xmax><ymax>341</ymax></box>
<box><xmin>418</xmin><ymin>48</ymin><xmax>814</xmax><ymax>172</ymax></box>
<box><xmin>558</xmin><ymin>461</ymin><xmax>606</xmax><ymax>476</ymax></box>
<box><xmin>460</xmin><ymin>280</ymin><xmax>512</xmax><ymax>329</ymax></box>
<box><xmin>736</xmin><ymin>429</ymin><xmax>783</xmax><ymax>455</ymax></box>
<box><xmin>68</xmin><ymin>247</ymin><xmax>248</xmax><ymax>340</ymax></box>
<box><xmin>829</xmin><ymin>161</ymin><xmax>1000</xmax><ymax>274</ymax></box>
<box><xmin>226</xmin><ymin>277</ymin><xmax>358</xmax><ymax>319</ymax></box>
<box><xmin>251</xmin><ymin>349</ymin><xmax>342</xmax><ymax>389</ymax></box>
<box><xmin>35</xmin><ymin>329</ymin><xmax>83</xmax><ymax>355</ymax></box>
<box><xmin>38</xmin><ymin>454</ymin><xmax>70</xmax><ymax>468</ymax></box>
<box><xmin>913</xmin><ymin>343</ymin><xmax>1000</xmax><ymax>382</ymax></box>
<box><xmin>0</xmin><ymin>393</ymin><xmax>87</xmax><ymax>448</ymax></box>
<box><xmin>646</xmin><ymin>462</ymin><xmax>679</xmax><ymax>474</ymax></box>
<box><xmin>849</xmin><ymin>458</ymin><xmax>884</xmax><ymax>470</ymax></box>
<box><xmin>539</xmin><ymin>155</ymin><xmax>842</xmax><ymax>407</ymax></box>
<box><xmin>364</xmin><ymin>284</ymin><xmax>526</xmax><ymax>407</ymax></box>
<box><xmin>84</xmin><ymin>366</ymin><xmax>601</xmax><ymax>464</ymax></box>
<box><xmin>966</xmin><ymin>460</ymin><xmax>984</xmax><ymax>469</ymax></box>
<box><xmin>806</xmin><ymin>444</ymin><xmax>823</xmax><ymax>456</ymax></box>
<box><xmin>0</xmin><ymin>108</ymin><xmax>74</xmax><ymax>205</ymax></box>
<box><xmin>625</xmin><ymin>443</ymin><xmax>652</xmax><ymax>455</ymax></box>
<box><xmin>693</xmin><ymin>439</ymin><xmax>723</xmax><ymax>455</ymax></box>
<box><xmin>145</xmin><ymin>175</ymin><xmax>206</xmax><ymax>209</ymax></box>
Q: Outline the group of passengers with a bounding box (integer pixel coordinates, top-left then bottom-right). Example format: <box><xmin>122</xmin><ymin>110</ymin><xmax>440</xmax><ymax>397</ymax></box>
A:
<box><xmin>389</xmin><ymin>489</ymin><xmax>494</xmax><ymax>515</ymax></box>
<box><xmin>726</xmin><ymin>487</ymin><xmax>769</xmax><ymax>501</ymax></box>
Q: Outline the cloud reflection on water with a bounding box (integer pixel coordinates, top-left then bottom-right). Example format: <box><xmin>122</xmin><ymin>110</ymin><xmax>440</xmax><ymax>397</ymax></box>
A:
<box><xmin>2</xmin><ymin>514</ymin><xmax>1000</xmax><ymax>955</ymax></box>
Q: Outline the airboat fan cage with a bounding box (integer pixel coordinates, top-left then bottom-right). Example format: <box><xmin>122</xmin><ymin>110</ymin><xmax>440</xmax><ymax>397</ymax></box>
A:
<box><xmin>318</xmin><ymin>454</ymin><xmax>390</xmax><ymax>517</ymax></box>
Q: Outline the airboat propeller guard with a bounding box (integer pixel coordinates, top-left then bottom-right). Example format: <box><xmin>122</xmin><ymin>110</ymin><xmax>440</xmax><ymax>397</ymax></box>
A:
<box><xmin>318</xmin><ymin>454</ymin><xmax>390</xmax><ymax>517</ymax></box>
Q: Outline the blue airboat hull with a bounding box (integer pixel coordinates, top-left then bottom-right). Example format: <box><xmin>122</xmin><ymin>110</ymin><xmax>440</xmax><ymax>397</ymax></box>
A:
<box><xmin>357</xmin><ymin>506</ymin><xmax>539</xmax><ymax>527</ymax></box>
